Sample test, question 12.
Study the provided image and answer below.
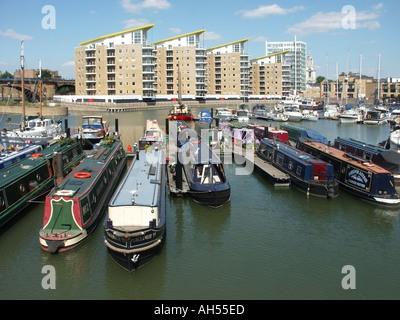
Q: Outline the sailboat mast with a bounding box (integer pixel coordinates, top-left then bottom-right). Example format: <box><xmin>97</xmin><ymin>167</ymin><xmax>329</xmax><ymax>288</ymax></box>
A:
<box><xmin>20</xmin><ymin>40</ymin><xmax>25</xmax><ymax>122</ymax></box>
<box><xmin>177</xmin><ymin>64</ymin><xmax>182</xmax><ymax>106</ymax></box>
<box><xmin>377</xmin><ymin>53</ymin><xmax>381</xmax><ymax>104</ymax></box>
<box><xmin>359</xmin><ymin>52</ymin><xmax>362</xmax><ymax>104</ymax></box>
<box><xmin>39</xmin><ymin>59</ymin><xmax>42</xmax><ymax>118</ymax></box>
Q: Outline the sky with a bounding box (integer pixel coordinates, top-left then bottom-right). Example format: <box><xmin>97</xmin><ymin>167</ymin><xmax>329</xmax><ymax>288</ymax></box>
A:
<box><xmin>0</xmin><ymin>0</ymin><xmax>398</xmax><ymax>81</ymax></box>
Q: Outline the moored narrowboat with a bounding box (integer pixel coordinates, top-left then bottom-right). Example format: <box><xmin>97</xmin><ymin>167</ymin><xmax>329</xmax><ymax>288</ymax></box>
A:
<box><xmin>256</xmin><ymin>138</ymin><xmax>339</xmax><ymax>198</ymax></box>
<box><xmin>39</xmin><ymin>135</ymin><xmax>127</xmax><ymax>253</ymax></box>
<box><xmin>0</xmin><ymin>138</ymin><xmax>86</xmax><ymax>232</ymax></box>
<box><xmin>104</xmin><ymin>122</ymin><xmax>166</xmax><ymax>272</ymax></box>
<box><xmin>334</xmin><ymin>137</ymin><xmax>400</xmax><ymax>185</ymax></box>
<box><xmin>179</xmin><ymin>138</ymin><xmax>231</xmax><ymax>207</ymax></box>
<box><xmin>297</xmin><ymin>138</ymin><xmax>400</xmax><ymax>207</ymax></box>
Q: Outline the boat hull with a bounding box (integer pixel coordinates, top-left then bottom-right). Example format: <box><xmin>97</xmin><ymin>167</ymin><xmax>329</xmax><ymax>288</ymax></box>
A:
<box><xmin>39</xmin><ymin>138</ymin><xmax>127</xmax><ymax>253</ymax></box>
<box><xmin>297</xmin><ymin>139</ymin><xmax>400</xmax><ymax>207</ymax></box>
<box><xmin>189</xmin><ymin>187</ymin><xmax>231</xmax><ymax>208</ymax></box>
<box><xmin>104</xmin><ymin>226</ymin><xmax>166</xmax><ymax>273</ymax></box>
<box><xmin>256</xmin><ymin>138</ymin><xmax>339</xmax><ymax>199</ymax></box>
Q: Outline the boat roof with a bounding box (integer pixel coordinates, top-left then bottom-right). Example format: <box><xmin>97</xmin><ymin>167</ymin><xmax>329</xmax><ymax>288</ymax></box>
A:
<box><xmin>0</xmin><ymin>144</ymin><xmax>42</xmax><ymax>170</ymax></box>
<box><xmin>299</xmin><ymin>139</ymin><xmax>391</xmax><ymax>174</ymax></box>
<box><xmin>109</xmin><ymin>148</ymin><xmax>164</xmax><ymax>207</ymax></box>
<box><xmin>49</xmin><ymin>138</ymin><xmax>124</xmax><ymax>198</ymax></box>
<box><xmin>280</xmin><ymin>124</ymin><xmax>328</xmax><ymax>144</ymax></box>
<box><xmin>334</xmin><ymin>137</ymin><xmax>400</xmax><ymax>164</ymax></box>
<box><xmin>0</xmin><ymin>140</ymin><xmax>81</xmax><ymax>188</ymax></box>
<box><xmin>260</xmin><ymin>138</ymin><xmax>324</xmax><ymax>164</ymax></box>
<box><xmin>82</xmin><ymin>115</ymin><xmax>103</xmax><ymax>119</ymax></box>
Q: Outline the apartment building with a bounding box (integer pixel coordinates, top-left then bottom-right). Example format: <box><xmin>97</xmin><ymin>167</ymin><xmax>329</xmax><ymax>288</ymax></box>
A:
<box><xmin>152</xmin><ymin>30</ymin><xmax>207</xmax><ymax>101</ymax></box>
<box><xmin>74</xmin><ymin>25</ymin><xmax>156</xmax><ymax>102</ymax></box>
<box><xmin>206</xmin><ymin>39</ymin><xmax>250</xmax><ymax>100</ymax></box>
<box><xmin>266</xmin><ymin>40</ymin><xmax>307</xmax><ymax>95</ymax></box>
<box><xmin>249</xmin><ymin>51</ymin><xmax>288</xmax><ymax>99</ymax></box>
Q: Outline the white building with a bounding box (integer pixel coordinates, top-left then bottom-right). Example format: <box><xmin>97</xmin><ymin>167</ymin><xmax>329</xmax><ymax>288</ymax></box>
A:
<box><xmin>266</xmin><ymin>39</ymin><xmax>307</xmax><ymax>94</ymax></box>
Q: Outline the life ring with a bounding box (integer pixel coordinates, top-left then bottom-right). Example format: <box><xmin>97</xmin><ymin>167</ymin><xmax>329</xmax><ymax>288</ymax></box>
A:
<box><xmin>74</xmin><ymin>172</ymin><xmax>91</xmax><ymax>179</ymax></box>
<box><xmin>31</xmin><ymin>153</ymin><xmax>43</xmax><ymax>158</ymax></box>
<box><xmin>367</xmin><ymin>114</ymin><xmax>372</xmax><ymax>119</ymax></box>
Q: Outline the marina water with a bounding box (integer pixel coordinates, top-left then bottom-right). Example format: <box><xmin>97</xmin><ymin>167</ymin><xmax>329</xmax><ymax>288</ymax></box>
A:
<box><xmin>0</xmin><ymin>108</ymin><xmax>400</xmax><ymax>300</ymax></box>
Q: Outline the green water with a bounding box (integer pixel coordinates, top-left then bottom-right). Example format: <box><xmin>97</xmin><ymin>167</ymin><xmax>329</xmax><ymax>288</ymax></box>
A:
<box><xmin>0</xmin><ymin>109</ymin><xmax>399</xmax><ymax>300</ymax></box>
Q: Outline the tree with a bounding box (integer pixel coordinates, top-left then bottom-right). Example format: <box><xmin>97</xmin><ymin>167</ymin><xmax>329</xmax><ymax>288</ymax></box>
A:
<box><xmin>316</xmin><ymin>76</ymin><xmax>325</xmax><ymax>84</ymax></box>
<box><xmin>0</xmin><ymin>71</ymin><xmax>13</xmax><ymax>79</ymax></box>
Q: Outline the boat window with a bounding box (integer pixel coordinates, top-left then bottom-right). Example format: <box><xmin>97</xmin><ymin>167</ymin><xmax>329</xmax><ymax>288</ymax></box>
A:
<box><xmin>288</xmin><ymin>160</ymin><xmax>293</xmax><ymax>170</ymax></box>
<box><xmin>296</xmin><ymin>166</ymin><xmax>302</xmax><ymax>176</ymax></box>
<box><xmin>195</xmin><ymin>164</ymin><xmax>203</xmax><ymax>178</ymax></box>
<box><xmin>277</xmin><ymin>153</ymin><xmax>284</xmax><ymax>166</ymax></box>
<box><xmin>363</xmin><ymin>152</ymin><xmax>372</xmax><ymax>161</ymax></box>
<box><xmin>201</xmin><ymin>165</ymin><xmax>211</xmax><ymax>184</ymax></box>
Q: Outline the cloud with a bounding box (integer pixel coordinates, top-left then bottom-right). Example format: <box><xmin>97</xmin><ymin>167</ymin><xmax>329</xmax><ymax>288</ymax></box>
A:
<box><xmin>251</xmin><ymin>35</ymin><xmax>269</xmax><ymax>42</ymax></box>
<box><xmin>169</xmin><ymin>27</ymin><xmax>182</xmax><ymax>34</ymax></box>
<box><xmin>238</xmin><ymin>4</ymin><xmax>304</xmax><ymax>18</ymax></box>
<box><xmin>286</xmin><ymin>7</ymin><xmax>381</xmax><ymax>36</ymax></box>
<box><xmin>203</xmin><ymin>31</ymin><xmax>221</xmax><ymax>41</ymax></box>
<box><xmin>0</xmin><ymin>29</ymin><xmax>33</xmax><ymax>40</ymax></box>
<box><xmin>61</xmin><ymin>61</ymin><xmax>75</xmax><ymax>67</ymax></box>
<box><xmin>120</xmin><ymin>0</ymin><xmax>171</xmax><ymax>13</ymax></box>
<box><xmin>123</xmin><ymin>18</ymin><xmax>151</xmax><ymax>29</ymax></box>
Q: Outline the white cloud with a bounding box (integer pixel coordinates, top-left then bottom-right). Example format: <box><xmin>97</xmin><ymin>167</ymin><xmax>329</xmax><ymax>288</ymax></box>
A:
<box><xmin>251</xmin><ymin>35</ymin><xmax>269</xmax><ymax>42</ymax></box>
<box><xmin>239</xmin><ymin>4</ymin><xmax>304</xmax><ymax>18</ymax></box>
<box><xmin>203</xmin><ymin>31</ymin><xmax>221</xmax><ymax>41</ymax></box>
<box><xmin>123</xmin><ymin>18</ymin><xmax>151</xmax><ymax>29</ymax></box>
<box><xmin>0</xmin><ymin>29</ymin><xmax>33</xmax><ymax>40</ymax></box>
<box><xmin>120</xmin><ymin>0</ymin><xmax>171</xmax><ymax>13</ymax></box>
<box><xmin>61</xmin><ymin>61</ymin><xmax>75</xmax><ymax>67</ymax></box>
<box><xmin>169</xmin><ymin>27</ymin><xmax>182</xmax><ymax>34</ymax></box>
<box><xmin>286</xmin><ymin>8</ymin><xmax>381</xmax><ymax>36</ymax></box>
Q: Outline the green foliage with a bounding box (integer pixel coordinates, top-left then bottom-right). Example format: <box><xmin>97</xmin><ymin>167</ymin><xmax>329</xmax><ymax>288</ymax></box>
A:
<box><xmin>316</xmin><ymin>76</ymin><xmax>325</xmax><ymax>83</ymax></box>
<box><xmin>57</xmin><ymin>87</ymin><xmax>70</xmax><ymax>95</ymax></box>
<box><xmin>0</xmin><ymin>71</ymin><xmax>13</xmax><ymax>79</ymax></box>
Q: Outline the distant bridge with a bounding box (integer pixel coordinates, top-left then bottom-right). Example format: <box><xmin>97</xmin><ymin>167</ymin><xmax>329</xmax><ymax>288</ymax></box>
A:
<box><xmin>0</xmin><ymin>78</ymin><xmax>75</xmax><ymax>102</ymax></box>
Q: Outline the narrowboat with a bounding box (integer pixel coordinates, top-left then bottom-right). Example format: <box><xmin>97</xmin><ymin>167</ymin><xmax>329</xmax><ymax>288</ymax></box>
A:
<box><xmin>280</xmin><ymin>124</ymin><xmax>329</xmax><ymax>145</ymax></box>
<box><xmin>104</xmin><ymin>122</ymin><xmax>166</xmax><ymax>272</ymax></box>
<box><xmin>139</xmin><ymin>119</ymin><xmax>166</xmax><ymax>150</ymax></box>
<box><xmin>334</xmin><ymin>137</ymin><xmax>400</xmax><ymax>185</ymax></box>
<box><xmin>39</xmin><ymin>135</ymin><xmax>127</xmax><ymax>253</ymax></box>
<box><xmin>246</xmin><ymin>123</ymin><xmax>289</xmax><ymax>144</ymax></box>
<box><xmin>296</xmin><ymin>138</ymin><xmax>400</xmax><ymax>207</ymax></box>
<box><xmin>0</xmin><ymin>138</ymin><xmax>86</xmax><ymax>232</ymax></box>
<box><xmin>256</xmin><ymin>138</ymin><xmax>339</xmax><ymax>198</ymax></box>
<box><xmin>0</xmin><ymin>143</ymin><xmax>43</xmax><ymax>170</ymax></box>
<box><xmin>180</xmin><ymin>138</ymin><xmax>231</xmax><ymax>207</ymax></box>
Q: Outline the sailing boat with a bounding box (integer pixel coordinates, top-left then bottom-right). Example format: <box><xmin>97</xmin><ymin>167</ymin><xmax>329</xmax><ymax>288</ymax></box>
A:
<box><xmin>0</xmin><ymin>41</ymin><xmax>63</xmax><ymax>149</ymax></box>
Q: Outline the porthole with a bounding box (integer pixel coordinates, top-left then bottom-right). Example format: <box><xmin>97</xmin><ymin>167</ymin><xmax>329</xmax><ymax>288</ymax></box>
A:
<box><xmin>19</xmin><ymin>184</ymin><xmax>26</xmax><ymax>194</ymax></box>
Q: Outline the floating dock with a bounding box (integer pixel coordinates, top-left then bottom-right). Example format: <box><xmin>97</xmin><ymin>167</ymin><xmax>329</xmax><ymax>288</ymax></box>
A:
<box><xmin>233</xmin><ymin>152</ymin><xmax>291</xmax><ymax>187</ymax></box>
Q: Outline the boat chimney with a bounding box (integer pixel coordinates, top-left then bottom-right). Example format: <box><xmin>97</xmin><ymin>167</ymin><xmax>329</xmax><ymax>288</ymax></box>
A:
<box><xmin>64</xmin><ymin>119</ymin><xmax>70</xmax><ymax>138</ymax></box>
<box><xmin>56</xmin><ymin>152</ymin><xmax>64</xmax><ymax>184</ymax></box>
<box><xmin>114</xmin><ymin>119</ymin><xmax>119</xmax><ymax>135</ymax></box>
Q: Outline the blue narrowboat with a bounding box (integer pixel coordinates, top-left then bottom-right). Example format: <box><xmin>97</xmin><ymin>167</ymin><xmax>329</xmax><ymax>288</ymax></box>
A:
<box><xmin>256</xmin><ymin>138</ymin><xmax>339</xmax><ymax>198</ymax></box>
